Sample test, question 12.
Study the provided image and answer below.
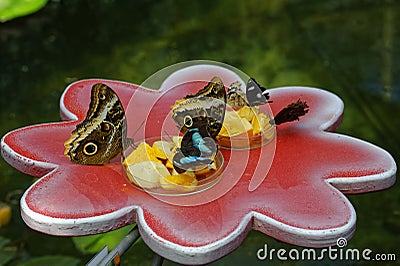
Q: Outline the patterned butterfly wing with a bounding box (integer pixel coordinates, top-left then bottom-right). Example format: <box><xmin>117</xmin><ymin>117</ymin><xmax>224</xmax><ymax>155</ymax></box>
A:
<box><xmin>184</xmin><ymin>76</ymin><xmax>227</xmax><ymax>101</ymax></box>
<box><xmin>173</xmin><ymin>127</ymin><xmax>217</xmax><ymax>173</ymax></box>
<box><xmin>227</xmin><ymin>78</ymin><xmax>270</xmax><ymax>108</ymax></box>
<box><xmin>171</xmin><ymin>76</ymin><xmax>227</xmax><ymax>139</ymax></box>
<box><xmin>171</xmin><ymin>96</ymin><xmax>226</xmax><ymax>139</ymax></box>
<box><xmin>64</xmin><ymin>83</ymin><xmax>126</xmax><ymax>165</ymax></box>
<box><xmin>227</xmin><ymin>81</ymin><xmax>248</xmax><ymax>108</ymax></box>
<box><xmin>245</xmin><ymin>78</ymin><xmax>270</xmax><ymax>106</ymax></box>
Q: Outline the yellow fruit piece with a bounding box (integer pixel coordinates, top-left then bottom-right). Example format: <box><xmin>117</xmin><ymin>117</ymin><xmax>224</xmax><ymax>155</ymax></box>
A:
<box><xmin>253</xmin><ymin>113</ymin><xmax>273</xmax><ymax>136</ymax></box>
<box><xmin>172</xmin><ymin>136</ymin><xmax>182</xmax><ymax>148</ymax></box>
<box><xmin>193</xmin><ymin>161</ymin><xmax>217</xmax><ymax>176</ymax></box>
<box><xmin>0</xmin><ymin>202</ymin><xmax>11</xmax><ymax>227</ymax></box>
<box><xmin>237</xmin><ymin>106</ymin><xmax>259</xmax><ymax>121</ymax></box>
<box><xmin>220</xmin><ymin>110</ymin><xmax>253</xmax><ymax>137</ymax></box>
<box><xmin>239</xmin><ymin>118</ymin><xmax>253</xmax><ymax>136</ymax></box>
<box><xmin>160</xmin><ymin>173</ymin><xmax>198</xmax><ymax>191</ymax></box>
<box><xmin>219</xmin><ymin>124</ymin><xmax>228</xmax><ymax>136</ymax></box>
<box><xmin>123</xmin><ymin>142</ymin><xmax>160</xmax><ymax>166</ymax></box>
<box><xmin>170</xmin><ymin>169</ymin><xmax>196</xmax><ymax>177</ymax></box>
<box><xmin>152</xmin><ymin>140</ymin><xmax>174</xmax><ymax>160</ymax></box>
<box><xmin>252</xmin><ymin>113</ymin><xmax>266</xmax><ymax>135</ymax></box>
<box><xmin>165</xmin><ymin>159</ymin><xmax>174</xmax><ymax>169</ymax></box>
<box><xmin>164</xmin><ymin>145</ymin><xmax>180</xmax><ymax>169</ymax></box>
<box><xmin>217</xmin><ymin>112</ymin><xmax>253</xmax><ymax>148</ymax></box>
<box><xmin>219</xmin><ymin>111</ymin><xmax>239</xmax><ymax>136</ymax></box>
<box><xmin>126</xmin><ymin>160</ymin><xmax>170</xmax><ymax>188</ymax></box>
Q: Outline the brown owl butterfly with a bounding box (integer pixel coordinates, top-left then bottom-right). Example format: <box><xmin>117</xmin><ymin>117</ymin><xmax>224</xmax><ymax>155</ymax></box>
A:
<box><xmin>171</xmin><ymin>76</ymin><xmax>227</xmax><ymax>139</ymax></box>
<box><xmin>64</xmin><ymin>83</ymin><xmax>126</xmax><ymax>165</ymax></box>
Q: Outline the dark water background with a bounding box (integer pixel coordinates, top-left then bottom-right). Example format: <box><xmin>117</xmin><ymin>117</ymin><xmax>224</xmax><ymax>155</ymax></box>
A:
<box><xmin>0</xmin><ymin>0</ymin><xmax>399</xmax><ymax>265</ymax></box>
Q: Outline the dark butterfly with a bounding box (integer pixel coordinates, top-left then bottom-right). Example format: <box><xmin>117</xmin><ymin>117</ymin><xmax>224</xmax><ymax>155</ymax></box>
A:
<box><xmin>227</xmin><ymin>78</ymin><xmax>271</xmax><ymax>108</ymax></box>
<box><xmin>64</xmin><ymin>83</ymin><xmax>127</xmax><ymax>165</ymax></box>
<box><xmin>273</xmin><ymin>99</ymin><xmax>309</xmax><ymax>125</ymax></box>
<box><xmin>172</xmin><ymin>124</ymin><xmax>218</xmax><ymax>173</ymax></box>
<box><xmin>246</xmin><ymin>78</ymin><xmax>271</xmax><ymax>106</ymax></box>
<box><xmin>171</xmin><ymin>77</ymin><xmax>226</xmax><ymax>172</ymax></box>
<box><xmin>227</xmin><ymin>78</ymin><xmax>309</xmax><ymax>124</ymax></box>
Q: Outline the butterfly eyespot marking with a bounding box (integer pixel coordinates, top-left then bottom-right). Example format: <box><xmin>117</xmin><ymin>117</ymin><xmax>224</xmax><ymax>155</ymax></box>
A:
<box><xmin>83</xmin><ymin>142</ymin><xmax>98</xmax><ymax>156</ymax></box>
<box><xmin>101</xmin><ymin>122</ymin><xmax>112</xmax><ymax>132</ymax></box>
<box><xmin>184</xmin><ymin>115</ymin><xmax>193</xmax><ymax>127</ymax></box>
<box><xmin>64</xmin><ymin>83</ymin><xmax>127</xmax><ymax>165</ymax></box>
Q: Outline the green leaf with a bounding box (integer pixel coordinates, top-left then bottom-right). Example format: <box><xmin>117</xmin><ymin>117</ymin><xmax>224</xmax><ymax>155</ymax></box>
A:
<box><xmin>18</xmin><ymin>256</ymin><xmax>80</xmax><ymax>266</ymax></box>
<box><xmin>0</xmin><ymin>0</ymin><xmax>49</xmax><ymax>22</ymax></box>
<box><xmin>0</xmin><ymin>236</ymin><xmax>16</xmax><ymax>265</ymax></box>
<box><xmin>0</xmin><ymin>236</ymin><xmax>10</xmax><ymax>249</ymax></box>
<box><xmin>0</xmin><ymin>249</ymin><xmax>16</xmax><ymax>265</ymax></box>
<box><xmin>73</xmin><ymin>225</ymin><xmax>135</xmax><ymax>254</ymax></box>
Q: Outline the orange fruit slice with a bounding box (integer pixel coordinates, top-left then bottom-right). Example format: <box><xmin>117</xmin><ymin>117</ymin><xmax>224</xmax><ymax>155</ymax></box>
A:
<box><xmin>152</xmin><ymin>140</ymin><xmax>174</xmax><ymax>160</ymax></box>
<box><xmin>123</xmin><ymin>142</ymin><xmax>161</xmax><ymax>166</ymax></box>
<box><xmin>160</xmin><ymin>173</ymin><xmax>198</xmax><ymax>191</ymax></box>
<box><xmin>125</xmin><ymin>160</ymin><xmax>170</xmax><ymax>188</ymax></box>
<box><xmin>237</xmin><ymin>106</ymin><xmax>259</xmax><ymax>122</ymax></box>
<box><xmin>220</xmin><ymin>111</ymin><xmax>253</xmax><ymax>137</ymax></box>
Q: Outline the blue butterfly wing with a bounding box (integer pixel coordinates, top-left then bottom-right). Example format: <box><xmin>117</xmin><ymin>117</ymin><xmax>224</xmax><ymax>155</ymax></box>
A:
<box><xmin>192</xmin><ymin>131</ymin><xmax>213</xmax><ymax>155</ymax></box>
<box><xmin>173</xmin><ymin>128</ymin><xmax>217</xmax><ymax>173</ymax></box>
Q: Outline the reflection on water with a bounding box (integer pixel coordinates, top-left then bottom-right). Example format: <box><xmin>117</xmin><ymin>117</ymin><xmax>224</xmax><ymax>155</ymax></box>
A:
<box><xmin>0</xmin><ymin>0</ymin><xmax>398</xmax><ymax>264</ymax></box>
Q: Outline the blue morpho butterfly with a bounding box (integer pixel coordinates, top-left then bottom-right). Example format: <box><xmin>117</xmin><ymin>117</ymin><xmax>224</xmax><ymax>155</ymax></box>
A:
<box><xmin>171</xmin><ymin>77</ymin><xmax>226</xmax><ymax>173</ymax></box>
<box><xmin>172</xmin><ymin>120</ymin><xmax>218</xmax><ymax>173</ymax></box>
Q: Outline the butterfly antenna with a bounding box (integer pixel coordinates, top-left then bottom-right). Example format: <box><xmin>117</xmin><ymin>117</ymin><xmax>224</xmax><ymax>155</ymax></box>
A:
<box><xmin>261</xmin><ymin>90</ymin><xmax>273</xmax><ymax>103</ymax></box>
<box><xmin>162</xmin><ymin>130</ymin><xmax>174</xmax><ymax>142</ymax></box>
<box><xmin>124</xmin><ymin>119</ymin><xmax>146</xmax><ymax>149</ymax></box>
<box><xmin>130</xmin><ymin>119</ymin><xmax>146</xmax><ymax>139</ymax></box>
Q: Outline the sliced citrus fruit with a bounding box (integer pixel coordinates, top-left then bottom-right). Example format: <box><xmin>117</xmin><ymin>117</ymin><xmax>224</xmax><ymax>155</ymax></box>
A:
<box><xmin>252</xmin><ymin>113</ymin><xmax>266</xmax><ymax>135</ymax></box>
<box><xmin>123</xmin><ymin>142</ymin><xmax>161</xmax><ymax>166</ymax></box>
<box><xmin>172</xmin><ymin>136</ymin><xmax>182</xmax><ymax>148</ymax></box>
<box><xmin>152</xmin><ymin>140</ymin><xmax>174</xmax><ymax>160</ymax></box>
<box><xmin>237</xmin><ymin>106</ymin><xmax>259</xmax><ymax>122</ymax></box>
<box><xmin>160</xmin><ymin>173</ymin><xmax>198</xmax><ymax>191</ymax></box>
<box><xmin>220</xmin><ymin>111</ymin><xmax>253</xmax><ymax>137</ymax></box>
<box><xmin>126</xmin><ymin>160</ymin><xmax>170</xmax><ymax>188</ymax></box>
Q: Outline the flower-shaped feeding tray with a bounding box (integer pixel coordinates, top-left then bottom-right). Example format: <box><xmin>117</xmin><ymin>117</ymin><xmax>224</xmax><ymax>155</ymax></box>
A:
<box><xmin>1</xmin><ymin>79</ymin><xmax>396</xmax><ymax>265</ymax></box>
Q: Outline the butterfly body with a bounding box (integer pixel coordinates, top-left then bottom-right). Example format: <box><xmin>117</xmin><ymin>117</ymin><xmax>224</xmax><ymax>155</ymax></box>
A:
<box><xmin>64</xmin><ymin>83</ymin><xmax>126</xmax><ymax>165</ymax></box>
